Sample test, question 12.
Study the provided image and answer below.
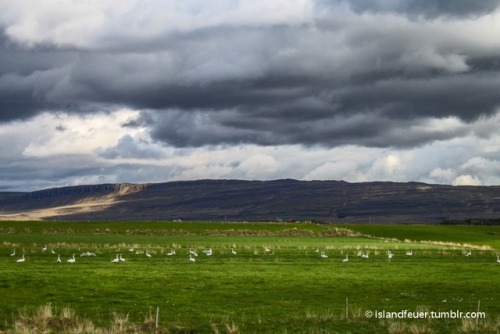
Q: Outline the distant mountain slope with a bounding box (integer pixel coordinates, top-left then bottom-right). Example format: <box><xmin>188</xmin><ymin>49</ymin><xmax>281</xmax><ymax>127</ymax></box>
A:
<box><xmin>1</xmin><ymin>179</ymin><xmax>500</xmax><ymax>222</ymax></box>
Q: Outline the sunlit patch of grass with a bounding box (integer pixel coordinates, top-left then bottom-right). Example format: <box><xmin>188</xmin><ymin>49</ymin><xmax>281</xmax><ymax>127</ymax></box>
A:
<box><xmin>305</xmin><ymin>308</ymin><xmax>337</xmax><ymax>322</ymax></box>
<box><xmin>6</xmin><ymin>304</ymin><xmax>169</xmax><ymax>334</ymax></box>
<box><xmin>387</xmin><ymin>320</ymin><xmax>409</xmax><ymax>334</ymax></box>
<box><xmin>385</xmin><ymin>320</ymin><xmax>436</xmax><ymax>334</ymax></box>
<box><xmin>459</xmin><ymin>317</ymin><xmax>500</xmax><ymax>334</ymax></box>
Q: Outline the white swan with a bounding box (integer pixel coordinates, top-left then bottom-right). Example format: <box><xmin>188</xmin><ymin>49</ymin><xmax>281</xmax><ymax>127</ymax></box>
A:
<box><xmin>387</xmin><ymin>250</ymin><xmax>394</xmax><ymax>259</ymax></box>
<box><xmin>67</xmin><ymin>254</ymin><xmax>76</xmax><ymax>264</ymax></box>
<box><xmin>189</xmin><ymin>249</ymin><xmax>198</xmax><ymax>257</ymax></box>
<box><xmin>16</xmin><ymin>254</ymin><xmax>25</xmax><ymax>263</ymax></box>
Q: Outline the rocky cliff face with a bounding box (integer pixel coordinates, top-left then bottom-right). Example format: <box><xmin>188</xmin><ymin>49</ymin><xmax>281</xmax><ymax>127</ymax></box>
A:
<box><xmin>21</xmin><ymin>183</ymin><xmax>148</xmax><ymax>199</ymax></box>
<box><xmin>0</xmin><ymin>183</ymin><xmax>148</xmax><ymax>210</ymax></box>
<box><xmin>1</xmin><ymin>179</ymin><xmax>500</xmax><ymax>222</ymax></box>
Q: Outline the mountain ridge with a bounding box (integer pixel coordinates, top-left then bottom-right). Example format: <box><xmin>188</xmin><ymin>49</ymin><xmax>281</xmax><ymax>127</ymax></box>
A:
<box><xmin>1</xmin><ymin>179</ymin><xmax>500</xmax><ymax>223</ymax></box>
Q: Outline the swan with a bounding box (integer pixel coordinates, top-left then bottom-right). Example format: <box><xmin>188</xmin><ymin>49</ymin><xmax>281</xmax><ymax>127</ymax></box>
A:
<box><xmin>166</xmin><ymin>250</ymin><xmax>176</xmax><ymax>256</ymax></box>
<box><xmin>231</xmin><ymin>248</ymin><xmax>237</xmax><ymax>255</ymax></box>
<box><xmin>320</xmin><ymin>251</ymin><xmax>328</xmax><ymax>258</ymax></box>
<box><xmin>67</xmin><ymin>254</ymin><xmax>76</xmax><ymax>264</ymax></box>
<box><xmin>189</xmin><ymin>250</ymin><xmax>198</xmax><ymax>257</ymax></box>
<box><xmin>111</xmin><ymin>254</ymin><xmax>120</xmax><ymax>263</ymax></box>
<box><xmin>16</xmin><ymin>254</ymin><xmax>25</xmax><ymax>263</ymax></box>
<box><xmin>56</xmin><ymin>254</ymin><xmax>61</xmax><ymax>263</ymax></box>
<box><xmin>406</xmin><ymin>250</ymin><xmax>413</xmax><ymax>256</ymax></box>
<box><xmin>387</xmin><ymin>250</ymin><xmax>393</xmax><ymax>259</ymax></box>
<box><xmin>342</xmin><ymin>253</ymin><xmax>349</xmax><ymax>263</ymax></box>
<box><xmin>189</xmin><ymin>254</ymin><xmax>196</xmax><ymax>263</ymax></box>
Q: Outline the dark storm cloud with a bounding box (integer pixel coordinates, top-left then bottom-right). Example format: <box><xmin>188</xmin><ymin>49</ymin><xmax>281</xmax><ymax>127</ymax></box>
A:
<box><xmin>336</xmin><ymin>0</ymin><xmax>500</xmax><ymax>19</ymax></box>
<box><xmin>1</xmin><ymin>1</ymin><xmax>500</xmax><ymax>148</ymax></box>
<box><xmin>0</xmin><ymin>154</ymin><xmax>101</xmax><ymax>183</ymax></box>
<box><xmin>0</xmin><ymin>33</ymin><xmax>78</xmax><ymax>121</ymax></box>
<box><xmin>0</xmin><ymin>154</ymin><xmax>173</xmax><ymax>192</ymax></box>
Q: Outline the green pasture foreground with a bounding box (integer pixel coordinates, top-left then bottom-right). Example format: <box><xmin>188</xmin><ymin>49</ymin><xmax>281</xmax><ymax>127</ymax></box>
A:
<box><xmin>0</xmin><ymin>221</ymin><xmax>499</xmax><ymax>333</ymax></box>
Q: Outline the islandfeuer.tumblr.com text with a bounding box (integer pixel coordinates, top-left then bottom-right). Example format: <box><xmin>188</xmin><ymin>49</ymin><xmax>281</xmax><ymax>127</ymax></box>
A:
<box><xmin>364</xmin><ymin>309</ymin><xmax>486</xmax><ymax>320</ymax></box>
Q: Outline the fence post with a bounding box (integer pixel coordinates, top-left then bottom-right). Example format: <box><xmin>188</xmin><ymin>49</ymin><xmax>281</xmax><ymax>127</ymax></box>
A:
<box><xmin>155</xmin><ymin>306</ymin><xmax>159</xmax><ymax>329</ymax></box>
<box><xmin>476</xmin><ymin>300</ymin><xmax>480</xmax><ymax>325</ymax></box>
<box><xmin>346</xmin><ymin>297</ymin><xmax>349</xmax><ymax>320</ymax></box>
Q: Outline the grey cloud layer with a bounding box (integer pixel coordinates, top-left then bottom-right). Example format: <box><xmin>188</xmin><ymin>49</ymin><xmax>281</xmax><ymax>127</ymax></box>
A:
<box><xmin>1</xmin><ymin>1</ymin><xmax>500</xmax><ymax>148</ymax></box>
<box><xmin>332</xmin><ymin>0</ymin><xmax>500</xmax><ymax>18</ymax></box>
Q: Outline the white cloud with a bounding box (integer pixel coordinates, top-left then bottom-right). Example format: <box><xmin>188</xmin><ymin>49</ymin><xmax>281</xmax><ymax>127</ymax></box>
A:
<box><xmin>3</xmin><ymin>109</ymin><xmax>500</xmax><ymax>191</ymax></box>
<box><xmin>399</xmin><ymin>49</ymin><xmax>469</xmax><ymax>74</ymax></box>
<box><xmin>0</xmin><ymin>0</ymin><xmax>313</xmax><ymax>49</ymax></box>
<box><xmin>237</xmin><ymin>154</ymin><xmax>280</xmax><ymax>179</ymax></box>
<box><xmin>22</xmin><ymin>109</ymin><xmax>141</xmax><ymax>157</ymax></box>
<box><xmin>175</xmin><ymin>164</ymin><xmax>234</xmax><ymax>181</ymax></box>
<box><xmin>452</xmin><ymin>175</ymin><xmax>482</xmax><ymax>186</ymax></box>
<box><xmin>367</xmin><ymin>153</ymin><xmax>407</xmax><ymax>181</ymax></box>
<box><xmin>0</xmin><ymin>0</ymin><xmax>107</xmax><ymax>48</ymax></box>
<box><xmin>304</xmin><ymin>161</ymin><xmax>358</xmax><ymax>180</ymax></box>
<box><xmin>429</xmin><ymin>168</ymin><xmax>455</xmax><ymax>183</ymax></box>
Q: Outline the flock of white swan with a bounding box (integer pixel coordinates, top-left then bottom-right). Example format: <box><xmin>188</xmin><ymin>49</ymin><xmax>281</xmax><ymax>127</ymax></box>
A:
<box><xmin>8</xmin><ymin>245</ymin><xmax>500</xmax><ymax>264</ymax></box>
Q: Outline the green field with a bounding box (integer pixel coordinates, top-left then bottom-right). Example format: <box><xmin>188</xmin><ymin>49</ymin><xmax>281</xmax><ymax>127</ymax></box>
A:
<box><xmin>1</xmin><ymin>221</ymin><xmax>499</xmax><ymax>333</ymax></box>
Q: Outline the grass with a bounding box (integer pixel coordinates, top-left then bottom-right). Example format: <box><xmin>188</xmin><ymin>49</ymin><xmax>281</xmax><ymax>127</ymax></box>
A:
<box><xmin>343</xmin><ymin>224</ymin><xmax>500</xmax><ymax>248</ymax></box>
<box><xmin>0</xmin><ymin>221</ymin><xmax>499</xmax><ymax>333</ymax></box>
<box><xmin>7</xmin><ymin>303</ymin><xmax>159</xmax><ymax>334</ymax></box>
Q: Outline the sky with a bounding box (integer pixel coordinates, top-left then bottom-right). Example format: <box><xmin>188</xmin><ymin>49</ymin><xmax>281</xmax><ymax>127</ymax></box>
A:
<box><xmin>1</xmin><ymin>0</ymin><xmax>500</xmax><ymax>191</ymax></box>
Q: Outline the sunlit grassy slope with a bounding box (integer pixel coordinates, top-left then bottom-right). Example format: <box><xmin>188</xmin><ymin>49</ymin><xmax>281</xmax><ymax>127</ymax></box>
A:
<box><xmin>344</xmin><ymin>224</ymin><xmax>500</xmax><ymax>248</ymax></box>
